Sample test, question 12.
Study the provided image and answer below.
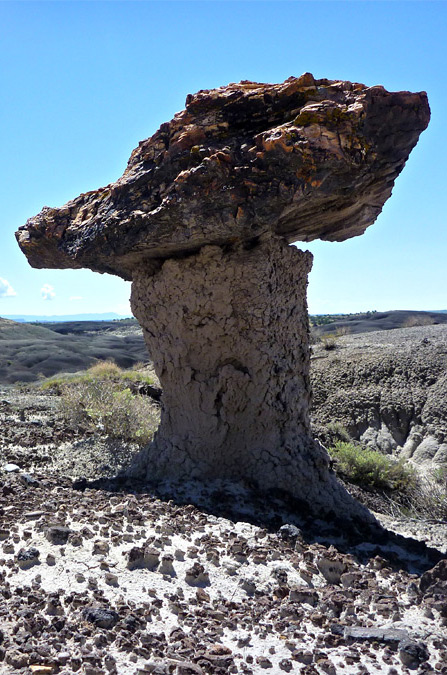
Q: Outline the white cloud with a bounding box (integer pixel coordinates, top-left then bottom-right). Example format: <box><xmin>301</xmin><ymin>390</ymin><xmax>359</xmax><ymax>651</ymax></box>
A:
<box><xmin>41</xmin><ymin>283</ymin><xmax>55</xmax><ymax>301</ymax></box>
<box><xmin>69</xmin><ymin>296</ymin><xmax>83</xmax><ymax>301</ymax></box>
<box><xmin>0</xmin><ymin>277</ymin><xmax>17</xmax><ymax>298</ymax></box>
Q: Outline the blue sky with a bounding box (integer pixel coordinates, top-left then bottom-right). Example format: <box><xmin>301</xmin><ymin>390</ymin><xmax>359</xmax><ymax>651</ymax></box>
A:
<box><xmin>1</xmin><ymin>0</ymin><xmax>446</xmax><ymax>317</ymax></box>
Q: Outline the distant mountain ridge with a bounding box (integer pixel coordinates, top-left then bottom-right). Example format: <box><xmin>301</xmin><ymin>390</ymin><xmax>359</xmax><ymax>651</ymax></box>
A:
<box><xmin>3</xmin><ymin>312</ymin><xmax>131</xmax><ymax>323</ymax></box>
<box><xmin>312</xmin><ymin>310</ymin><xmax>447</xmax><ymax>335</ymax></box>
<box><xmin>5</xmin><ymin>310</ymin><xmax>447</xmax><ymax>324</ymax></box>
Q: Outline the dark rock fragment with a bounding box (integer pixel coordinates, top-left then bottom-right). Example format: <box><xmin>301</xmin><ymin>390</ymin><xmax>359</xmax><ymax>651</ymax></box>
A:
<box><xmin>126</xmin><ymin>545</ymin><xmax>159</xmax><ymax>570</ymax></box>
<box><xmin>185</xmin><ymin>562</ymin><xmax>210</xmax><ymax>586</ymax></box>
<box><xmin>72</xmin><ymin>477</ymin><xmax>88</xmax><ymax>491</ymax></box>
<box><xmin>317</xmin><ymin>555</ymin><xmax>347</xmax><ymax>585</ymax></box>
<box><xmin>45</xmin><ymin>525</ymin><xmax>72</xmax><ymax>545</ymax></box>
<box><xmin>420</xmin><ymin>559</ymin><xmax>447</xmax><ymax>595</ymax></box>
<box><xmin>20</xmin><ymin>473</ymin><xmax>40</xmax><ymax>486</ymax></box>
<box><xmin>289</xmin><ymin>587</ymin><xmax>319</xmax><ymax>606</ymax></box>
<box><xmin>137</xmin><ymin>383</ymin><xmax>162</xmax><ymax>403</ymax></box>
<box><xmin>82</xmin><ymin>607</ymin><xmax>119</xmax><ymax>629</ymax></box>
<box><xmin>138</xmin><ymin>663</ymin><xmax>169</xmax><ymax>674</ymax></box>
<box><xmin>278</xmin><ymin>524</ymin><xmax>303</xmax><ymax>543</ymax></box>
<box><xmin>17</xmin><ymin>546</ymin><xmax>40</xmax><ymax>569</ymax></box>
<box><xmin>398</xmin><ymin>639</ymin><xmax>429</xmax><ymax>669</ymax></box>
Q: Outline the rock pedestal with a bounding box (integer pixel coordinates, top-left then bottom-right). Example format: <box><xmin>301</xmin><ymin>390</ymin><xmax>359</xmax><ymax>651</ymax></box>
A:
<box><xmin>129</xmin><ymin>235</ymin><xmax>364</xmax><ymax>515</ymax></box>
<box><xmin>16</xmin><ymin>74</ymin><xmax>430</xmax><ymax>519</ymax></box>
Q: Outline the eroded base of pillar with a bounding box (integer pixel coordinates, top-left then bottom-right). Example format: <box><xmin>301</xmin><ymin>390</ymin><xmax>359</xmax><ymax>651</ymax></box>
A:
<box><xmin>129</xmin><ymin>236</ymin><xmax>373</xmax><ymax>519</ymax></box>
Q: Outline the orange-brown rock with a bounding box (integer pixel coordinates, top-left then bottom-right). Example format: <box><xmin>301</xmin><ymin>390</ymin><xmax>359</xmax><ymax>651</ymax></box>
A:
<box><xmin>17</xmin><ymin>73</ymin><xmax>429</xmax><ymax>279</ymax></box>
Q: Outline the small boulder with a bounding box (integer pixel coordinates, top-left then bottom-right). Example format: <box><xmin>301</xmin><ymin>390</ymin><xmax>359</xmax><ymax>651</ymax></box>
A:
<box><xmin>278</xmin><ymin>524</ymin><xmax>303</xmax><ymax>544</ymax></box>
<box><xmin>82</xmin><ymin>607</ymin><xmax>119</xmax><ymax>629</ymax></box>
<box><xmin>317</xmin><ymin>555</ymin><xmax>347</xmax><ymax>585</ymax></box>
<box><xmin>185</xmin><ymin>562</ymin><xmax>210</xmax><ymax>586</ymax></box>
<box><xmin>17</xmin><ymin>547</ymin><xmax>40</xmax><ymax>569</ymax></box>
<box><xmin>399</xmin><ymin>639</ymin><xmax>429</xmax><ymax>669</ymax></box>
<box><xmin>45</xmin><ymin>526</ymin><xmax>72</xmax><ymax>545</ymax></box>
<box><xmin>127</xmin><ymin>546</ymin><xmax>160</xmax><ymax>571</ymax></box>
<box><xmin>420</xmin><ymin>559</ymin><xmax>447</xmax><ymax>595</ymax></box>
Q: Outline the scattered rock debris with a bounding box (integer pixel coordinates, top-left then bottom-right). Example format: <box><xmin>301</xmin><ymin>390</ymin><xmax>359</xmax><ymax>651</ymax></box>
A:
<box><xmin>1</xmin><ymin>384</ymin><xmax>447</xmax><ymax>673</ymax></box>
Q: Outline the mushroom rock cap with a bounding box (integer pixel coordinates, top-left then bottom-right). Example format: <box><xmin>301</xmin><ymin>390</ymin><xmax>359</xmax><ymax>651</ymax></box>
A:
<box><xmin>17</xmin><ymin>73</ymin><xmax>430</xmax><ymax>280</ymax></box>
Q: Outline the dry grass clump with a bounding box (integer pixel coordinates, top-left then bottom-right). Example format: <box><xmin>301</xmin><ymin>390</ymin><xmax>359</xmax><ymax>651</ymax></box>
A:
<box><xmin>316</xmin><ymin>327</ymin><xmax>350</xmax><ymax>351</ymax></box>
<box><xmin>40</xmin><ymin>360</ymin><xmax>158</xmax><ymax>393</ymax></box>
<box><xmin>402</xmin><ymin>469</ymin><xmax>447</xmax><ymax>520</ymax></box>
<box><xmin>320</xmin><ymin>334</ymin><xmax>338</xmax><ymax>351</ymax></box>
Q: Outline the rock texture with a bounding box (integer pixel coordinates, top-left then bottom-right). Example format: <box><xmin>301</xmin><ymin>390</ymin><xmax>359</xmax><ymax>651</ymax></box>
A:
<box><xmin>0</xmin><ymin>455</ymin><xmax>446</xmax><ymax>675</ymax></box>
<box><xmin>2</xmin><ymin>380</ymin><xmax>447</xmax><ymax>674</ymax></box>
<box><xmin>17</xmin><ymin>74</ymin><xmax>429</xmax><ymax>278</ymax></box>
<box><xmin>130</xmin><ymin>237</ymin><xmax>340</xmax><ymax>501</ymax></box>
<box><xmin>16</xmin><ymin>74</ymin><xmax>430</xmax><ymax>516</ymax></box>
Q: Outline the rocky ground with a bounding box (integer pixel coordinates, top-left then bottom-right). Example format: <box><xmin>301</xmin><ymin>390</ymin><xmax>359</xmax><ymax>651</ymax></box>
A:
<box><xmin>1</xmin><ymin>385</ymin><xmax>447</xmax><ymax>674</ymax></box>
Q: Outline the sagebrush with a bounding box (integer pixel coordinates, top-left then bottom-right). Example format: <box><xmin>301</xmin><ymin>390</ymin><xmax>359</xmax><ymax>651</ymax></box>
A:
<box><xmin>328</xmin><ymin>441</ymin><xmax>416</xmax><ymax>491</ymax></box>
<box><xmin>52</xmin><ymin>361</ymin><xmax>160</xmax><ymax>445</ymax></box>
<box><xmin>41</xmin><ymin>360</ymin><xmax>157</xmax><ymax>393</ymax></box>
<box><xmin>329</xmin><ymin>440</ymin><xmax>447</xmax><ymax>519</ymax></box>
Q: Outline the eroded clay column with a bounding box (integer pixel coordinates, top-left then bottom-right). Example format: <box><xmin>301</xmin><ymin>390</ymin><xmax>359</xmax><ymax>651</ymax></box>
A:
<box><xmin>130</xmin><ymin>235</ymin><xmax>353</xmax><ymax>511</ymax></box>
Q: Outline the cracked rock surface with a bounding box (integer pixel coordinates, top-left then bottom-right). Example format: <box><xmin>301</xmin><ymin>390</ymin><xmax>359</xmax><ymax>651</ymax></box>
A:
<box><xmin>17</xmin><ymin>74</ymin><xmax>429</xmax><ymax>275</ymax></box>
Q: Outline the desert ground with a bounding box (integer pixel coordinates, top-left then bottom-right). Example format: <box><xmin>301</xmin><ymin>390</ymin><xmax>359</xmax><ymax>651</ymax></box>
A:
<box><xmin>0</xmin><ymin>314</ymin><xmax>446</xmax><ymax>674</ymax></box>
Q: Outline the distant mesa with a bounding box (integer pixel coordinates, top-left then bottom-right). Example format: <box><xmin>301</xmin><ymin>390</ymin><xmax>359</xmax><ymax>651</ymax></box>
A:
<box><xmin>16</xmin><ymin>73</ymin><xmax>430</xmax><ymax>519</ymax></box>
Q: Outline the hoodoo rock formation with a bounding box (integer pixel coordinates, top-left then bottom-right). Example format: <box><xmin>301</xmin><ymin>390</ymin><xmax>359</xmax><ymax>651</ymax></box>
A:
<box><xmin>17</xmin><ymin>74</ymin><xmax>430</xmax><ymax>518</ymax></box>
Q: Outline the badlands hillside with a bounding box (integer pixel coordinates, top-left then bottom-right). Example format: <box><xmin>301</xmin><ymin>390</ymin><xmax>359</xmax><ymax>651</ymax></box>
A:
<box><xmin>0</xmin><ymin>318</ymin><xmax>146</xmax><ymax>384</ymax></box>
<box><xmin>311</xmin><ymin>322</ymin><xmax>447</xmax><ymax>473</ymax></box>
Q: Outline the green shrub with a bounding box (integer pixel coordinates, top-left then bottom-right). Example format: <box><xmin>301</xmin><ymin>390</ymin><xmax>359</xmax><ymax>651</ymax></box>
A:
<box><xmin>60</xmin><ymin>377</ymin><xmax>159</xmax><ymax>445</ymax></box>
<box><xmin>328</xmin><ymin>441</ymin><xmax>416</xmax><ymax>491</ymax></box>
<box><xmin>325</xmin><ymin>422</ymin><xmax>352</xmax><ymax>444</ymax></box>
